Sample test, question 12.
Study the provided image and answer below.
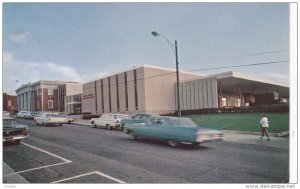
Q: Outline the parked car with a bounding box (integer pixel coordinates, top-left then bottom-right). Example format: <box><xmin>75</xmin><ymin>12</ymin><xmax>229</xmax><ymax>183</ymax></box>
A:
<box><xmin>90</xmin><ymin>113</ymin><xmax>131</xmax><ymax>130</ymax></box>
<box><xmin>16</xmin><ymin>111</ymin><xmax>30</xmax><ymax>119</ymax></box>
<box><xmin>3</xmin><ymin>116</ymin><xmax>29</xmax><ymax>144</ymax></box>
<box><xmin>54</xmin><ymin>112</ymin><xmax>74</xmax><ymax>124</ymax></box>
<box><xmin>35</xmin><ymin>112</ymin><xmax>69</xmax><ymax>126</ymax></box>
<box><xmin>123</xmin><ymin>116</ymin><xmax>223</xmax><ymax>147</ymax></box>
<box><xmin>3</xmin><ymin>111</ymin><xmax>10</xmax><ymax>117</ymax></box>
<box><xmin>24</xmin><ymin>111</ymin><xmax>40</xmax><ymax>120</ymax></box>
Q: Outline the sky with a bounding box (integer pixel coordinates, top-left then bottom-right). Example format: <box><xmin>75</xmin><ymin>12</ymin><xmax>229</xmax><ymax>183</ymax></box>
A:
<box><xmin>3</xmin><ymin>3</ymin><xmax>291</xmax><ymax>95</ymax></box>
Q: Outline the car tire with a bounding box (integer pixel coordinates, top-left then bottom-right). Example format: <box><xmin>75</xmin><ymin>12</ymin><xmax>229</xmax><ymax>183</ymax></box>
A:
<box><xmin>167</xmin><ymin>140</ymin><xmax>178</xmax><ymax>147</ymax></box>
<box><xmin>15</xmin><ymin>140</ymin><xmax>21</xmax><ymax>144</ymax></box>
<box><xmin>192</xmin><ymin>142</ymin><xmax>200</xmax><ymax>147</ymax></box>
<box><xmin>129</xmin><ymin>131</ymin><xmax>136</xmax><ymax>140</ymax></box>
<box><xmin>36</xmin><ymin>122</ymin><xmax>39</xmax><ymax>126</ymax></box>
<box><xmin>106</xmin><ymin>125</ymin><xmax>111</xmax><ymax>130</ymax></box>
<box><xmin>42</xmin><ymin>122</ymin><xmax>46</xmax><ymax>126</ymax></box>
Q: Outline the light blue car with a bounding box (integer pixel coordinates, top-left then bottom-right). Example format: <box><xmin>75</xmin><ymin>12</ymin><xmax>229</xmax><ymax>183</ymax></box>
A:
<box><xmin>123</xmin><ymin>116</ymin><xmax>223</xmax><ymax>147</ymax></box>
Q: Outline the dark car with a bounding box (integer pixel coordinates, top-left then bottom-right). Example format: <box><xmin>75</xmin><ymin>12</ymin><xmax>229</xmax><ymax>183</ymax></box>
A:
<box><xmin>3</xmin><ymin>117</ymin><xmax>29</xmax><ymax>144</ymax></box>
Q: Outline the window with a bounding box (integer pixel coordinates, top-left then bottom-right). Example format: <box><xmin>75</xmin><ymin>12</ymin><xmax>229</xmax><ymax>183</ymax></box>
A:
<box><xmin>8</xmin><ymin>100</ymin><xmax>11</xmax><ymax>107</ymax></box>
<box><xmin>125</xmin><ymin>72</ymin><xmax>128</xmax><ymax>111</ymax></box>
<box><xmin>48</xmin><ymin>100</ymin><xmax>53</xmax><ymax>109</ymax></box>
<box><xmin>116</xmin><ymin>75</ymin><xmax>120</xmax><ymax>112</ymax></box>
<box><xmin>48</xmin><ymin>89</ymin><xmax>53</xmax><ymax>96</ymax></box>
<box><xmin>134</xmin><ymin>69</ymin><xmax>138</xmax><ymax>110</ymax></box>
<box><xmin>108</xmin><ymin>77</ymin><xmax>111</xmax><ymax>112</ymax></box>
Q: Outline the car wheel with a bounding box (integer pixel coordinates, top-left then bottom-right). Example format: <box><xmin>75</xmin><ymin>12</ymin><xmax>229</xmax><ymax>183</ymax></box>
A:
<box><xmin>36</xmin><ymin>122</ymin><xmax>39</xmax><ymax>126</ymax></box>
<box><xmin>106</xmin><ymin>125</ymin><xmax>111</xmax><ymax>130</ymax></box>
<box><xmin>42</xmin><ymin>122</ymin><xmax>46</xmax><ymax>126</ymax></box>
<box><xmin>192</xmin><ymin>142</ymin><xmax>200</xmax><ymax>147</ymax></box>
<box><xmin>15</xmin><ymin>140</ymin><xmax>21</xmax><ymax>144</ymax></box>
<box><xmin>128</xmin><ymin>131</ymin><xmax>136</xmax><ymax>140</ymax></box>
<box><xmin>167</xmin><ymin>140</ymin><xmax>178</xmax><ymax>147</ymax></box>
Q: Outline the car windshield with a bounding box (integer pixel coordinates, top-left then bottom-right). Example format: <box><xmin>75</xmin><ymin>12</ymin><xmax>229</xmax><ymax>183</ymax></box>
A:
<box><xmin>3</xmin><ymin>119</ymin><xmax>17</xmax><ymax>125</ymax></box>
<box><xmin>46</xmin><ymin>114</ymin><xmax>59</xmax><ymax>118</ymax></box>
<box><xmin>167</xmin><ymin>118</ymin><xmax>198</xmax><ymax>127</ymax></box>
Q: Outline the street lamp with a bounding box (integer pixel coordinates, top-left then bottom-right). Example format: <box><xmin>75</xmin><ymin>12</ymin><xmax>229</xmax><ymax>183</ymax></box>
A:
<box><xmin>151</xmin><ymin>31</ymin><xmax>181</xmax><ymax>117</ymax></box>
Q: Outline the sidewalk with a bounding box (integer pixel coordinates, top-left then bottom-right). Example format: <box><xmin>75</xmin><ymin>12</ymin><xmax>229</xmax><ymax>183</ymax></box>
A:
<box><xmin>3</xmin><ymin>162</ymin><xmax>29</xmax><ymax>183</ymax></box>
<box><xmin>72</xmin><ymin>119</ymin><xmax>289</xmax><ymax>149</ymax></box>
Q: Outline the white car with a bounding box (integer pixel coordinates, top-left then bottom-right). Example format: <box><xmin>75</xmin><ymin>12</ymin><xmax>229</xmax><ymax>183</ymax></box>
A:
<box><xmin>90</xmin><ymin>113</ymin><xmax>130</xmax><ymax>130</ymax></box>
<box><xmin>35</xmin><ymin>112</ymin><xmax>69</xmax><ymax>126</ymax></box>
<box><xmin>17</xmin><ymin>111</ymin><xmax>30</xmax><ymax>119</ymax></box>
<box><xmin>3</xmin><ymin>111</ymin><xmax>10</xmax><ymax>117</ymax></box>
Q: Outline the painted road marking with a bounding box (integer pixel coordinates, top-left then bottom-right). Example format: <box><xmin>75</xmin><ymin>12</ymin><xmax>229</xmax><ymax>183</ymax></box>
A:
<box><xmin>51</xmin><ymin>171</ymin><xmax>126</xmax><ymax>184</ymax></box>
<box><xmin>21</xmin><ymin>142</ymin><xmax>71</xmax><ymax>162</ymax></box>
<box><xmin>4</xmin><ymin>142</ymin><xmax>72</xmax><ymax>177</ymax></box>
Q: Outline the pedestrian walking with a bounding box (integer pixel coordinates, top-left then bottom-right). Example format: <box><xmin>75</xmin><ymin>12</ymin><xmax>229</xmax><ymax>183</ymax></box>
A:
<box><xmin>259</xmin><ymin>114</ymin><xmax>270</xmax><ymax>140</ymax></box>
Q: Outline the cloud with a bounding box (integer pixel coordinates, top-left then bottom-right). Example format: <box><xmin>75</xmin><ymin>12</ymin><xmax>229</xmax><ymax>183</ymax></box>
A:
<box><xmin>8</xmin><ymin>32</ymin><xmax>30</xmax><ymax>44</ymax></box>
<box><xmin>45</xmin><ymin>62</ymin><xmax>83</xmax><ymax>82</ymax></box>
<box><xmin>2</xmin><ymin>52</ymin><xmax>83</xmax><ymax>94</ymax></box>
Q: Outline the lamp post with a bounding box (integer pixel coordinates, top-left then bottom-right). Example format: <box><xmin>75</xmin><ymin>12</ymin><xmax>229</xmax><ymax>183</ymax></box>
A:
<box><xmin>151</xmin><ymin>31</ymin><xmax>181</xmax><ymax>117</ymax></box>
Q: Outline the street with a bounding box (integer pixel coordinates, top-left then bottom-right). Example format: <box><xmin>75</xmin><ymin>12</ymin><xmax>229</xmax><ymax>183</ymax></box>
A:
<box><xmin>3</xmin><ymin>118</ymin><xmax>289</xmax><ymax>183</ymax></box>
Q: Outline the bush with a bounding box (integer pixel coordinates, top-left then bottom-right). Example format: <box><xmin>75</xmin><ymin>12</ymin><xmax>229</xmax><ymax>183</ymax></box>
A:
<box><xmin>82</xmin><ymin>114</ymin><xmax>99</xmax><ymax>120</ymax></box>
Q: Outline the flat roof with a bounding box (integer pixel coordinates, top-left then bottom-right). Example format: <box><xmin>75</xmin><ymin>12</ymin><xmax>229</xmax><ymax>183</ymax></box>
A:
<box><xmin>84</xmin><ymin>64</ymin><xmax>205</xmax><ymax>84</ymax></box>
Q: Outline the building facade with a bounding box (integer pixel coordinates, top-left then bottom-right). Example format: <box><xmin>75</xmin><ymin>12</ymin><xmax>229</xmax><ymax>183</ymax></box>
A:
<box><xmin>82</xmin><ymin>65</ymin><xmax>289</xmax><ymax>116</ymax></box>
<box><xmin>82</xmin><ymin>65</ymin><xmax>203</xmax><ymax>115</ymax></box>
<box><xmin>3</xmin><ymin>93</ymin><xmax>18</xmax><ymax>113</ymax></box>
<box><xmin>15</xmin><ymin>80</ymin><xmax>82</xmax><ymax>113</ymax></box>
<box><xmin>178</xmin><ymin>71</ymin><xmax>289</xmax><ymax>110</ymax></box>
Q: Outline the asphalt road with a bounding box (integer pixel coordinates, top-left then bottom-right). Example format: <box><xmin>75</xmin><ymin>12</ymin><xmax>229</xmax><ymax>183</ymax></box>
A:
<box><xmin>3</xmin><ymin>118</ymin><xmax>289</xmax><ymax>183</ymax></box>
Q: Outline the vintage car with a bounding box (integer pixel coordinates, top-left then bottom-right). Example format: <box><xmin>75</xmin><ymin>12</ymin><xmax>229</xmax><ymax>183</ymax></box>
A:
<box><xmin>3</xmin><ymin>111</ymin><xmax>10</xmax><ymax>117</ymax></box>
<box><xmin>121</xmin><ymin>113</ymin><xmax>159</xmax><ymax>129</ymax></box>
<box><xmin>24</xmin><ymin>111</ymin><xmax>40</xmax><ymax>120</ymax></box>
<box><xmin>16</xmin><ymin>111</ymin><xmax>30</xmax><ymax>119</ymax></box>
<box><xmin>35</xmin><ymin>112</ymin><xmax>69</xmax><ymax>126</ymax></box>
<box><xmin>91</xmin><ymin>113</ymin><xmax>131</xmax><ymax>130</ymax></box>
<box><xmin>53</xmin><ymin>112</ymin><xmax>74</xmax><ymax>124</ymax></box>
<box><xmin>3</xmin><ymin>117</ymin><xmax>29</xmax><ymax>144</ymax></box>
<box><xmin>123</xmin><ymin>116</ymin><xmax>223</xmax><ymax>147</ymax></box>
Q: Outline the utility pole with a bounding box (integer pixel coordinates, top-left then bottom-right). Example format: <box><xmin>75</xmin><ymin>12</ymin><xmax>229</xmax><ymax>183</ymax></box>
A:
<box><xmin>175</xmin><ymin>40</ymin><xmax>181</xmax><ymax>117</ymax></box>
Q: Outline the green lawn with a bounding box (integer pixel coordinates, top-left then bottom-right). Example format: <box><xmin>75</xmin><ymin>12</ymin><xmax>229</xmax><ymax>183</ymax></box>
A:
<box><xmin>185</xmin><ymin>113</ymin><xmax>289</xmax><ymax>133</ymax></box>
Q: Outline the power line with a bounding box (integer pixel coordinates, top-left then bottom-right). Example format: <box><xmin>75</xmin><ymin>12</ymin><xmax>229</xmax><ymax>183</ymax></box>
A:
<box><xmin>184</xmin><ymin>50</ymin><xmax>288</xmax><ymax>63</ymax></box>
<box><xmin>187</xmin><ymin>60</ymin><xmax>289</xmax><ymax>71</ymax></box>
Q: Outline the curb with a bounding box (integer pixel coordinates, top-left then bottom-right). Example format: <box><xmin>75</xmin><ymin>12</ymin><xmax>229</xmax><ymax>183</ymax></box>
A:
<box><xmin>72</xmin><ymin>121</ymin><xmax>289</xmax><ymax>137</ymax></box>
<box><xmin>3</xmin><ymin>162</ymin><xmax>29</xmax><ymax>183</ymax></box>
<box><xmin>224</xmin><ymin>130</ymin><xmax>289</xmax><ymax>137</ymax></box>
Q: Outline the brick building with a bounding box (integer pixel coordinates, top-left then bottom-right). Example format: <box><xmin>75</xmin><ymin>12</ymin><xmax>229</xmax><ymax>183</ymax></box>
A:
<box><xmin>3</xmin><ymin>93</ymin><xmax>18</xmax><ymax>113</ymax></box>
<box><xmin>15</xmin><ymin>80</ymin><xmax>82</xmax><ymax>113</ymax></box>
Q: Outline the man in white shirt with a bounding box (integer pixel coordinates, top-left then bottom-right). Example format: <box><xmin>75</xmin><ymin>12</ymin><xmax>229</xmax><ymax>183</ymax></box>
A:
<box><xmin>259</xmin><ymin>114</ymin><xmax>270</xmax><ymax>140</ymax></box>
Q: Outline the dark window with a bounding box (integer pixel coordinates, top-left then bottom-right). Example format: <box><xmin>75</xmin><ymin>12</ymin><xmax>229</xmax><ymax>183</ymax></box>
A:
<box><xmin>116</xmin><ymin>75</ymin><xmax>120</xmax><ymax>112</ymax></box>
<box><xmin>108</xmin><ymin>77</ymin><xmax>111</xmax><ymax>112</ymax></box>
<box><xmin>101</xmin><ymin>79</ymin><xmax>104</xmax><ymax>112</ymax></box>
<box><xmin>95</xmin><ymin>81</ymin><xmax>98</xmax><ymax>112</ymax></box>
<box><xmin>134</xmin><ymin>69</ymin><xmax>138</xmax><ymax>110</ymax></box>
<box><xmin>125</xmin><ymin>72</ymin><xmax>128</xmax><ymax>111</ymax></box>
